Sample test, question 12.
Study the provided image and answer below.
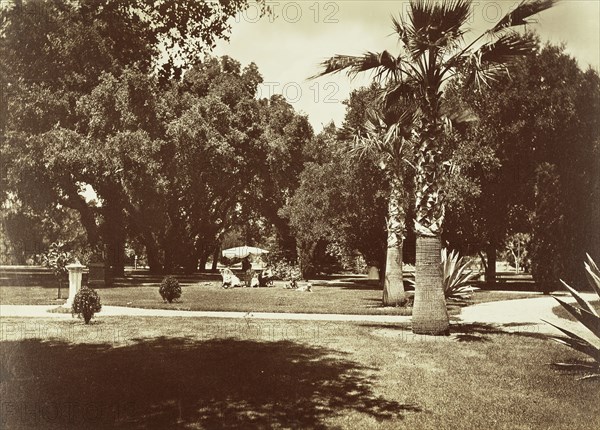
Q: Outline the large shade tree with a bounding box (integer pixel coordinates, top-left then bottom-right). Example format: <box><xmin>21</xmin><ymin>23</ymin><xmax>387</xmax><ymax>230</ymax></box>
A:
<box><xmin>313</xmin><ymin>0</ymin><xmax>556</xmax><ymax>334</ymax></box>
<box><xmin>283</xmin><ymin>122</ymin><xmax>388</xmax><ymax>279</ymax></box>
<box><xmin>0</xmin><ymin>0</ymin><xmax>270</xmax><ymax>273</ymax></box>
<box><xmin>446</xmin><ymin>41</ymin><xmax>600</xmax><ymax>289</ymax></box>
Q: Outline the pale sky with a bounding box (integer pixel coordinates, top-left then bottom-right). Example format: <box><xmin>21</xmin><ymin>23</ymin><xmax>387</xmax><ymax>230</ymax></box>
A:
<box><xmin>214</xmin><ymin>0</ymin><xmax>600</xmax><ymax>132</ymax></box>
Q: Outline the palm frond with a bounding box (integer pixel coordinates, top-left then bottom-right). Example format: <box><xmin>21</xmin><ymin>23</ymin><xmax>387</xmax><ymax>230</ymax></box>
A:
<box><xmin>391</xmin><ymin>14</ymin><xmax>410</xmax><ymax>47</ymax></box>
<box><xmin>348</xmin><ymin>112</ymin><xmax>389</xmax><ymax>160</ymax></box>
<box><xmin>383</xmin><ymin>79</ymin><xmax>420</xmax><ymax>109</ymax></box>
<box><xmin>491</xmin><ymin>0</ymin><xmax>558</xmax><ymax>33</ymax></box>
<box><xmin>310</xmin><ymin>51</ymin><xmax>400</xmax><ymax>81</ymax></box>
<box><xmin>405</xmin><ymin>0</ymin><xmax>472</xmax><ymax>57</ymax></box>
<box><xmin>480</xmin><ymin>32</ymin><xmax>537</xmax><ymax>63</ymax></box>
<box><xmin>349</xmin><ymin>107</ymin><xmax>417</xmax><ymax>163</ymax></box>
<box><xmin>462</xmin><ymin>32</ymin><xmax>535</xmax><ymax>87</ymax></box>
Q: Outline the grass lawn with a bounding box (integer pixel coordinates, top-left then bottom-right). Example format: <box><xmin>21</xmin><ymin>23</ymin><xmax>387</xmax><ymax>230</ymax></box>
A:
<box><xmin>0</xmin><ymin>316</ymin><xmax>598</xmax><ymax>429</ymax></box>
<box><xmin>1</xmin><ymin>271</ymin><xmax>541</xmax><ymax>316</ymax></box>
<box><xmin>552</xmin><ymin>300</ymin><xmax>600</xmax><ymax>321</ymax></box>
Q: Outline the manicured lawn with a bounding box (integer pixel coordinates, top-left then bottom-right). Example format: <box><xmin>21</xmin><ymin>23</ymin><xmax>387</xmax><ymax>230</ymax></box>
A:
<box><xmin>0</xmin><ymin>316</ymin><xmax>598</xmax><ymax>429</ymax></box>
<box><xmin>1</xmin><ymin>273</ymin><xmax>541</xmax><ymax>316</ymax></box>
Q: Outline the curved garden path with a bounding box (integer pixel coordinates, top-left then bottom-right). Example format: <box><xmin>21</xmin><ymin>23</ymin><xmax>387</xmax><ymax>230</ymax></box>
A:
<box><xmin>1</xmin><ymin>293</ymin><xmax>597</xmax><ymax>342</ymax></box>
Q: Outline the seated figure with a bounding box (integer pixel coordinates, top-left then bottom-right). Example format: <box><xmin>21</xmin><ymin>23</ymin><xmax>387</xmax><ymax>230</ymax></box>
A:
<box><xmin>259</xmin><ymin>267</ymin><xmax>274</xmax><ymax>287</ymax></box>
<box><xmin>220</xmin><ymin>268</ymin><xmax>242</xmax><ymax>289</ymax></box>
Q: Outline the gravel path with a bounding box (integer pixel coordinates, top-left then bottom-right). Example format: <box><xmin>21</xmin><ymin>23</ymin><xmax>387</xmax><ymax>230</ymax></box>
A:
<box><xmin>1</xmin><ymin>294</ymin><xmax>597</xmax><ymax>342</ymax></box>
<box><xmin>459</xmin><ymin>294</ymin><xmax>598</xmax><ymax>342</ymax></box>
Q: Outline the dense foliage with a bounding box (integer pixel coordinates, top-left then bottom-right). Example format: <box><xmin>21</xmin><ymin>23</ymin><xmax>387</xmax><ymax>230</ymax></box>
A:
<box><xmin>446</xmin><ymin>42</ymin><xmax>600</xmax><ymax>287</ymax></box>
<box><xmin>1</xmin><ymin>1</ymin><xmax>307</xmax><ymax>274</ymax></box>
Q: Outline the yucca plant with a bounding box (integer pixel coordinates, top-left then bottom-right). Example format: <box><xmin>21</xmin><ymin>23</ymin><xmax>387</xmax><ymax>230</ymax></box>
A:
<box><xmin>441</xmin><ymin>248</ymin><xmax>479</xmax><ymax>300</ymax></box>
<box><xmin>543</xmin><ymin>254</ymin><xmax>600</xmax><ymax>380</ymax></box>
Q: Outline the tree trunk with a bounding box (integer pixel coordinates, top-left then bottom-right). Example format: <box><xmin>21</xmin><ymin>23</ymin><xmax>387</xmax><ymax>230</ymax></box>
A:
<box><xmin>412</xmin><ymin>131</ymin><xmax>449</xmax><ymax>335</ymax></box>
<box><xmin>211</xmin><ymin>246</ymin><xmax>220</xmax><ymax>272</ymax></box>
<box><xmin>62</xmin><ymin>189</ymin><xmax>100</xmax><ymax>246</ymax></box>
<box><xmin>106</xmin><ymin>239</ymin><xmax>125</xmax><ymax>278</ymax></box>
<box><xmin>485</xmin><ymin>244</ymin><xmax>497</xmax><ymax>285</ymax></box>
<box><xmin>198</xmin><ymin>251</ymin><xmax>209</xmax><ymax>273</ymax></box>
<box><xmin>183</xmin><ymin>252</ymin><xmax>198</xmax><ymax>274</ymax></box>
<box><xmin>145</xmin><ymin>238</ymin><xmax>162</xmax><ymax>274</ymax></box>
<box><xmin>120</xmin><ymin>198</ymin><xmax>162</xmax><ymax>273</ymax></box>
<box><xmin>383</xmin><ymin>179</ymin><xmax>406</xmax><ymax>306</ymax></box>
<box><xmin>102</xmin><ymin>201</ymin><xmax>126</xmax><ymax>279</ymax></box>
<box><xmin>412</xmin><ymin>235</ymin><xmax>449</xmax><ymax>335</ymax></box>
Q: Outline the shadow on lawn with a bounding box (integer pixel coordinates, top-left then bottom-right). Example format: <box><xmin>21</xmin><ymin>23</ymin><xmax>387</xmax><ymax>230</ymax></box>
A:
<box><xmin>359</xmin><ymin>322</ymin><xmax>548</xmax><ymax>344</ymax></box>
<box><xmin>314</xmin><ymin>278</ymin><xmax>415</xmax><ymax>292</ymax></box>
<box><xmin>452</xmin><ymin>323</ymin><xmax>548</xmax><ymax>342</ymax></box>
<box><xmin>1</xmin><ymin>337</ymin><xmax>420</xmax><ymax>429</ymax></box>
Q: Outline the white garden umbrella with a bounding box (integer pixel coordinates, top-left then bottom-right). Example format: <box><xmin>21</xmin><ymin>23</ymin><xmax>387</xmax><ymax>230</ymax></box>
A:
<box><xmin>222</xmin><ymin>246</ymin><xmax>269</xmax><ymax>259</ymax></box>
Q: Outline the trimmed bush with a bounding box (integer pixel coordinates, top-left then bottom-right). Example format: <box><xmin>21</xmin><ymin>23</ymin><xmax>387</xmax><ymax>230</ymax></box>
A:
<box><xmin>159</xmin><ymin>276</ymin><xmax>181</xmax><ymax>303</ymax></box>
<box><xmin>72</xmin><ymin>286</ymin><xmax>102</xmax><ymax>324</ymax></box>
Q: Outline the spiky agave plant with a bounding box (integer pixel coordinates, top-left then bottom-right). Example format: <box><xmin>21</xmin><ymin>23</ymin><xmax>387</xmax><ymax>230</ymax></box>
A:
<box><xmin>543</xmin><ymin>254</ymin><xmax>600</xmax><ymax>380</ymax></box>
<box><xmin>441</xmin><ymin>248</ymin><xmax>479</xmax><ymax>300</ymax></box>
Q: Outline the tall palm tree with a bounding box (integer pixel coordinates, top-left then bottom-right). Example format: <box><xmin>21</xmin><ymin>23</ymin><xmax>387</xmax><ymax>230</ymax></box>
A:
<box><xmin>312</xmin><ymin>0</ymin><xmax>556</xmax><ymax>334</ymax></box>
<box><xmin>350</xmin><ymin>108</ymin><xmax>416</xmax><ymax>306</ymax></box>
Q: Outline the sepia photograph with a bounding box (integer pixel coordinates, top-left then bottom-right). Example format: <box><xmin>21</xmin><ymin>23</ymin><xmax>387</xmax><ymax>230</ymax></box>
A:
<box><xmin>1</xmin><ymin>0</ymin><xmax>599</xmax><ymax>428</ymax></box>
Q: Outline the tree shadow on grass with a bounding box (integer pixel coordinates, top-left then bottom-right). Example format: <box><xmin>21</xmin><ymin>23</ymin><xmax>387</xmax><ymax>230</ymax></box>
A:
<box><xmin>359</xmin><ymin>322</ymin><xmax>548</xmax><ymax>344</ymax></box>
<box><xmin>451</xmin><ymin>323</ymin><xmax>548</xmax><ymax>342</ymax></box>
<box><xmin>1</xmin><ymin>337</ymin><xmax>420</xmax><ymax>429</ymax></box>
<box><xmin>314</xmin><ymin>278</ymin><xmax>415</xmax><ymax>292</ymax></box>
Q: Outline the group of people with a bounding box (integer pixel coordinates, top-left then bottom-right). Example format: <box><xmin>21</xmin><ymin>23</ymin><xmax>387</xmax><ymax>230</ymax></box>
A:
<box><xmin>220</xmin><ymin>257</ymin><xmax>274</xmax><ymax>289</ymax></box>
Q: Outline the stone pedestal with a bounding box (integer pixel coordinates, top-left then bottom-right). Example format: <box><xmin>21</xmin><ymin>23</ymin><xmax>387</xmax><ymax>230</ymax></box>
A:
<box><xmin>367</xmin><ymin>266</ymin><xmax>380</xmax><ymax>280</ymax></box>
<box><xmin>64</xmin><ymin>262</ymin><xmax>85</xmax><ymax>308</ymax></box>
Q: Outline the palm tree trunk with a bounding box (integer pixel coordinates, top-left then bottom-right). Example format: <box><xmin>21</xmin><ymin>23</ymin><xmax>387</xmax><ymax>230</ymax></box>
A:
<box><xmin>383</xmin><ymin>178</ymin><xmax>406</xmax><ymax>306</ymax></box>
<box><xmin>412</xmin><ymin>134</ymin><xmax>449</xmax><ymax>335</ymax></box>
<box><xmin>413</xmin><ymin>235</ymin><xmax>449</xmax><ymax>334</ymax></box>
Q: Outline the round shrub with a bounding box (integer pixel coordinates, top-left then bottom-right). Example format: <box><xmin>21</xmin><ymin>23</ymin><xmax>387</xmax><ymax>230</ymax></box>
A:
<box><xmin>159</xmin><ymin>276</ymin><xmax>181</xmax><ymax>303</ymax></box>
<box><xmin>72</xmin><ymin>286</ymin><xmax>102</xmax><ymax>324</ymax></box>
